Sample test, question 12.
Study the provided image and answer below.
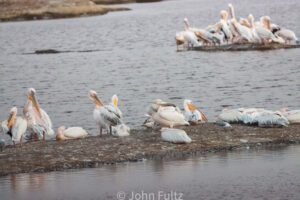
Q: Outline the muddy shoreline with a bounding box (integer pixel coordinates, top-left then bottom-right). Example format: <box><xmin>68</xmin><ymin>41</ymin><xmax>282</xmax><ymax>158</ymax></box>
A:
<box><xmin>0</xmin><ymin>123</ymin><xmax>299</xmax><ymax>177</ymax></box>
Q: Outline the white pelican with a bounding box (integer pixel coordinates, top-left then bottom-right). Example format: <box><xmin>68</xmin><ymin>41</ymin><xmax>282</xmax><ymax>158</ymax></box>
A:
<box><xmin>23</xmin><ymin>88</ymin><xmax>54</xmax><ymax>141</ymax></box>
<box><xmin>89</xmin><ymin>90</ymin><xmax>122</xmax><ymax>136</ymax></box>
<box><xmin>280</xmin><ymin>108</ymin><xmax>300</xmax><ymax>124</ymax></box>
<box><xmin>161</xmin><ymin>128</ymin><xmax>192</xmax><ymax>144</ymax></box>
<box><xmin>217</xmin><ymin>108</ymin><xmax>244</xmax><ymax>123</ymax></box>
<box><xmin>1</xmin><ymin>107</ymin><xmax>27</xmax><ymax>145</ymax></box>
<box><xmin>254</xmin><ymin>111</ymin><xmax>289</xmax><ymax>127</ymax></box>
<box><xmin>219</xmin><ymin>10</ymin><xmax>233</xmax><ymax>42</ymax></box>
<box><xmin>112</xmin><ymin>124</ymin><xmax>130</xmax><ymax>137</ymax></box>
<box><xmin>147</xmin><ymin>99</ymin><xmax>179</xmax><ymax>116</ymax></box>
<box><xmin>274</xmin><ymin>29</ymin><xmax>298</xmax><ymax>44</ymax></box>
<box><xmin>247</xmin><ymin>14</ymin><xmax>263</xmax><ymax>43</ymax></box>
<box><xmin>183</xmin><ymin>99</ymin><xmax>207</xmax><ymax>125</ymax></box>
<box><xmin>110</xmin><ymin>94</ymin><xmax>122</xmax><ymax>118</ymax></box>
<box><xmin>56</xmin><ymin>126</ymin><xmax>88</xmax><ymax>141</ymax></box>
<box><xmin>175</xmin><ymin>31</ymin><xmax>201</xmax><ymax>49</ymax></box>
<box><xmin>256</xmin><ymin>16</ymin><xmax>285</xmax><ymax>44</ymax></box>
<box><xmin>152</xmin><ymin>106</ymin><xmax>189</xmax><ymax>128</ymax></box>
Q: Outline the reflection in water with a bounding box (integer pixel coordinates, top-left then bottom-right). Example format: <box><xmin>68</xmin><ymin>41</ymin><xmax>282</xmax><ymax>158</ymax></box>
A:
<box><xmin>0</xmin><ymin>145</ymin><xmax>299</xmax><ymax>200</ymax></box>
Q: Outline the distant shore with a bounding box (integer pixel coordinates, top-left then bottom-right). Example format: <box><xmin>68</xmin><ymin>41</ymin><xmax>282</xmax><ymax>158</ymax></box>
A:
<box><xmin>0</xmin><ymin>123</ymin><xmax>299</xmax><ymax>176</ymax></box>
<box><xmin>0</xmin><ymin>0</ymin><xmax>162</xmax><ymax>22</ymax></box>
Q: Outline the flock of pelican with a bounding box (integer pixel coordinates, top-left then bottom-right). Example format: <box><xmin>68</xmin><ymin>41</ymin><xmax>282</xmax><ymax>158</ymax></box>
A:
<box><xmin>175</xmin><ymin>3</ymin><xmax>299</xmax><ymax>48</ymax></box>
<box><xmin>1</xmin><ymin>88</ymin><xmax>300</xmax><ymax>146</ymax></box>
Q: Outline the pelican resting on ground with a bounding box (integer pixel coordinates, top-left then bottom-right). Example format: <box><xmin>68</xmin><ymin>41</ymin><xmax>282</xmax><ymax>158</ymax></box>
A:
<box><xmin>152</xmin><ymin>106</ymin><xmax>189</xmax><ymax>128</ymax></box>
<box><xmin>217</xmin><ymin>108</ymin><xmax>244</xmax><ymax>123</ymax></box>
<box><xmin>1</xmin><ymin>107</ymin><xmax>27</xmax><ymax>145</ymax></box>
<box><xmin>280</xmin><ymin>108</ymin><xmax>300</xmax><ymax>124</ymax></box>
<box><xmin>23</xmin><ymin>88</ymin><xmax>54</xmax><ymax>141</ymax></box>
<box><xmin>89</xmin><ymin>90</ymin><xmax>122</xmax><ymax>136</ymax></box>
<box><xmin>161</xmin><ymin>128</ymin><xmax>192</xmax><ymax>144</ymax></box>
<box><xmin>253</xmin><ymin>111</ymin><xmax>289</xmax><ymax>127</ymax></box>
<box><xmin>56</xmin><ymin>126</ymin><xmax>88</xmax><ymax>141</ymax></box>
<box><xmin>112</xmin><ymin>124</ymin><xmax>130</xmax><ymax>137</ymax></box>
<box><xmin>274</xmin><ymin>29</ymin><xmax>298</xmax><ymax>44</ymax></box>
<box><xmin>144</xmin><ymin>99</ymin><xmax>179</xmax><ymax>129</ymax></box>
<box><xmin>183</xmin><ymin>99</ymin><xmax>207</xmax><ymax>125</ymax></box>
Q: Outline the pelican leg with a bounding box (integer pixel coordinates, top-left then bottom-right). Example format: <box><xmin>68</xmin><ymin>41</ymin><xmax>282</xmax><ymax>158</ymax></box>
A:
<box><xmin>99</xmin><ymin>127</ymin><xmax>102</xmax><ymax>137</ymax></box>
<box><xmin>20</xmin><ymin>135</ymin><xmax>23</xmax><ymax>147</ymax></box>
<box><xmin>13</xmin><ymin>141</ymin><xmax>16</xmax><ymax>148</ymax></box>
<box><xmin>109</xmin><ymin>126</ymin><xmax>112</xmax><ymax>135</ymax></box>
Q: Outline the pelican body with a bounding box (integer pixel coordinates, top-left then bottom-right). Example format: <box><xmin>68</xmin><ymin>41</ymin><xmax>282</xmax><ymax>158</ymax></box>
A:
<box><xmin>23</xmin><ymin>88</ymin><xmax>54</xmax><ymax>141</ymax></box>
<box><xmin>152</xmin><ymin>106</ymin><xmax>189</xmax><ymax>128</ymax></box>
<box><xmin>161</xmin><ymin>128</ymin><xmax>192</xmax><ymax>144</ymax></box>
<box><xmin>89</xmin><ymin>90</ymin><xmax>122</xmax><ymax>136</ymax></box>
<box><xmin>281</xmin><ymin>109</ymin><xmax>300</xmax><ymax>124</ymax></box>
<box><xmin>56</xmin><ymin>126</ymin><xmax>88</xmax><ymax>141</ymax></box>
<box><xmin>1</xmin><ymin>107</ymin><xmax>27</xmax><ymax>145</ymax></box>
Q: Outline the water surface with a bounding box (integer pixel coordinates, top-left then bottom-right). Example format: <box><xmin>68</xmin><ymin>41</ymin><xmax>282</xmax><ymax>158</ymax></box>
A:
<box><xmin>0</xmin><ymin>0</ymin><xmax>299</xmax><ymax>134</ymax></box>
<box><xmin>0</xmin><ymin>145</ymin><xmax>299</xmax><ymax>200</ymax></box>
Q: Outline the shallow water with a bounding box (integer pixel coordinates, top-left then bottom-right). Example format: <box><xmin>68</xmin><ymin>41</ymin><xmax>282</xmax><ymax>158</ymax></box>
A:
<box><xmin>0</xmin><ymin>0</ymin><xmax>300</xmax><ymax>135</ymax></box>
<box><xmin>0</xmin><ymin>145</ymin><xmax>299</xmax><ymax>200</ymax></box>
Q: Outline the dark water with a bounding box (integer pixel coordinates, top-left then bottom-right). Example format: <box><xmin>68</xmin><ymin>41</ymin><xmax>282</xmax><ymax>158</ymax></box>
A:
<box><xmin>0</xmin><ymin>145</ymin><xmax>299</xmax><ymax>200</ymax></box>
<box><xmin>0</xmin><ymin>0</ymin><xmax>300</xmax><ymax>134</ymax></box>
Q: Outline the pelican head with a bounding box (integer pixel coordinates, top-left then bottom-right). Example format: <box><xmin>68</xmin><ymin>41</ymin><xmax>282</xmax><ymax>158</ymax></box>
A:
<box><xmin>111</xmin><ymin>94</ymin><xmax>119</xmax><ymax>107</ymax></box>
<box><xmin>26</xmin><ymin>87</ymin><xmax>42</xmax><ymax>118</ymax></box>
<box><xmin>248</xmin><ymin>14</ymin><xmax>254</xmax><ymax>26</ymax></box>
<box><xmin>260</xmin><ymin>16</ymin><xmax>271</xmax><ymax>30</ymax></box>
<box><xmin>56</xmin><ymin>126</ymin><xmax>66</xmax><ymax>141</ymax></box>
<box><xmin>7</xmin><ymin>107</ymin><xmax>17</xmax><ymax>129</ymax></box>
<box><xmin>89</xmin><ymin>90</ymin><xmax>103</xmax><ymax>107</ymax></box>
<box><xmin>183</xmin><ymin>17</ymin><xmax>190</xmax><ymax>30</ymax></box>
<box><xmin>228</xmin><ymin>3</ymin><xmax>235</xmax><ymax>19</ymax></box>
<box><xmin>183</xmin><ymin>99</ymin><xmax>197</xmax><ymax>112</ymax></box>
<box><xmin>239</xmin><ymin>18</ymin><xmax>251</xmax><ymax>28</ymax></box>
<box><xmin>220</xmin><ymin>10</ymin><xmax>228</xmax><ymax>20</ymax></box>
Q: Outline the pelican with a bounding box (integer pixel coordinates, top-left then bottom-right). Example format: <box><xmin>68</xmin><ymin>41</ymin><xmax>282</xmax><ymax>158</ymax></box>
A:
<box><xmin>110</xmin><ymin>94</ymin><xmax>122</xmax><ymax>118</ymax></box>
<box><xmin>112</xmin><ymin>124</ymin><xmax>130</xmax><ymax>137</ymax></box>
<box><xmin>247</xmin><ymin>14</ymin><xmax>263</xmax><ymax>43</ymax></box>
<box><xmin>280</xmin><ymin>108</ymin><xmax>300</xmax><ymax>124</ymax></box>
<box><xmin>152</xmin><ymin>106</ymin><xmax>189</xmax><ymax>128</ymax></box>
<box><xmin>175</xmin><ymin>31</ymin><xmax>201</xmax><ymax>49</ymax></box>
<box><xmin>253</xmin><ymin>111</ymin><xmax>289</xmax><ymax>127</ymax></box>
<box><xmin>274</xmin><ymin>29</ymin><xmax>298</xmax><ymax>44</ymax></box>
<box><xmin>183</xmin><ymin>99</ymin><xmax>207</xmax><ymax>125</ymax></box>
<box><xmin>56</xmin><ymin>126</ymin><xmax>88</xmax><ymax>141</ymax></box>
<box><xmin>89</xmin><ymin>90</ymin><xmax>122</xmax><ymax>136</ymax></box>
<box><xmin>256</xmin><ymin>16</ymin><xmax>285</xmax><ymax>44</ymax></box>
<box><xmin>23</xmin><ymin>88</ymin><xmax>54</xmax><ymax>141</ymax></box>
<box><xmin>161</xmin><ymin>128</ymin><xmax>192</xmax><ymax>144</ymax></box>
<box><xmin>219</xmin><ymin>10</ymin><xmax>233</xmax><ymax>42</ymax></box>
<box><xmin>217</xmin><ymin>108</ymin><xmax>244</xmax><ymax>123</ymax></box>
<box><xmin>183</xmin><ymin>17</ymin><xmax>221</xmax><ymax>46</ymax></box>
<box><xmin>147</xmin><ymin>99</ymin><xmax>179</xmax><ymax>116</ymax></box>
<box><xmin>1</xmin><ymin>107</ymin><xmax>27</xmax><ymax>145</ymax></box>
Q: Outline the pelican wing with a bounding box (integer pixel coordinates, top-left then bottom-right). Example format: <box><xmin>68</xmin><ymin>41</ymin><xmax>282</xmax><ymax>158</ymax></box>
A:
<box><xmin>255</xmin><ymin>112</ymin><xmax>289</xmax><ymax>127</ymax></box>
<box><xmin>101</xmin><ymin>105</ymin><xmax>122</xmax><ymax>126</ymax></box>
<box><xmin>11</xmin><ymin>117</ymin><xmax>27</xmax><ymax>142</ymax></box>
<box><xmin>158</xmin><ymin>109</ymin><xmax>186</xmax><ymax>123</ymax></box>
<box><xmin>1</xmin><ymin>120</ymin><xmax>9</xmax><ymax>135</ymax></box>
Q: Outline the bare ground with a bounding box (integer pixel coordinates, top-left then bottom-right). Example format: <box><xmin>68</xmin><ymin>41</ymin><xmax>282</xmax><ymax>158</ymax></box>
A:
<box><xmin>0</xmin><ymin>123</ymin><xmax>299</xmax><ymax>176</ymax></box>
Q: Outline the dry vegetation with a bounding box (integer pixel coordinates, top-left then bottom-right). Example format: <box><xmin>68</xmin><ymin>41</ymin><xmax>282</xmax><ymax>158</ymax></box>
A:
<box><xmin>0</xmin><ymin>0</ymin><xmax>130</xmax><ymax>21</ymax></box>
